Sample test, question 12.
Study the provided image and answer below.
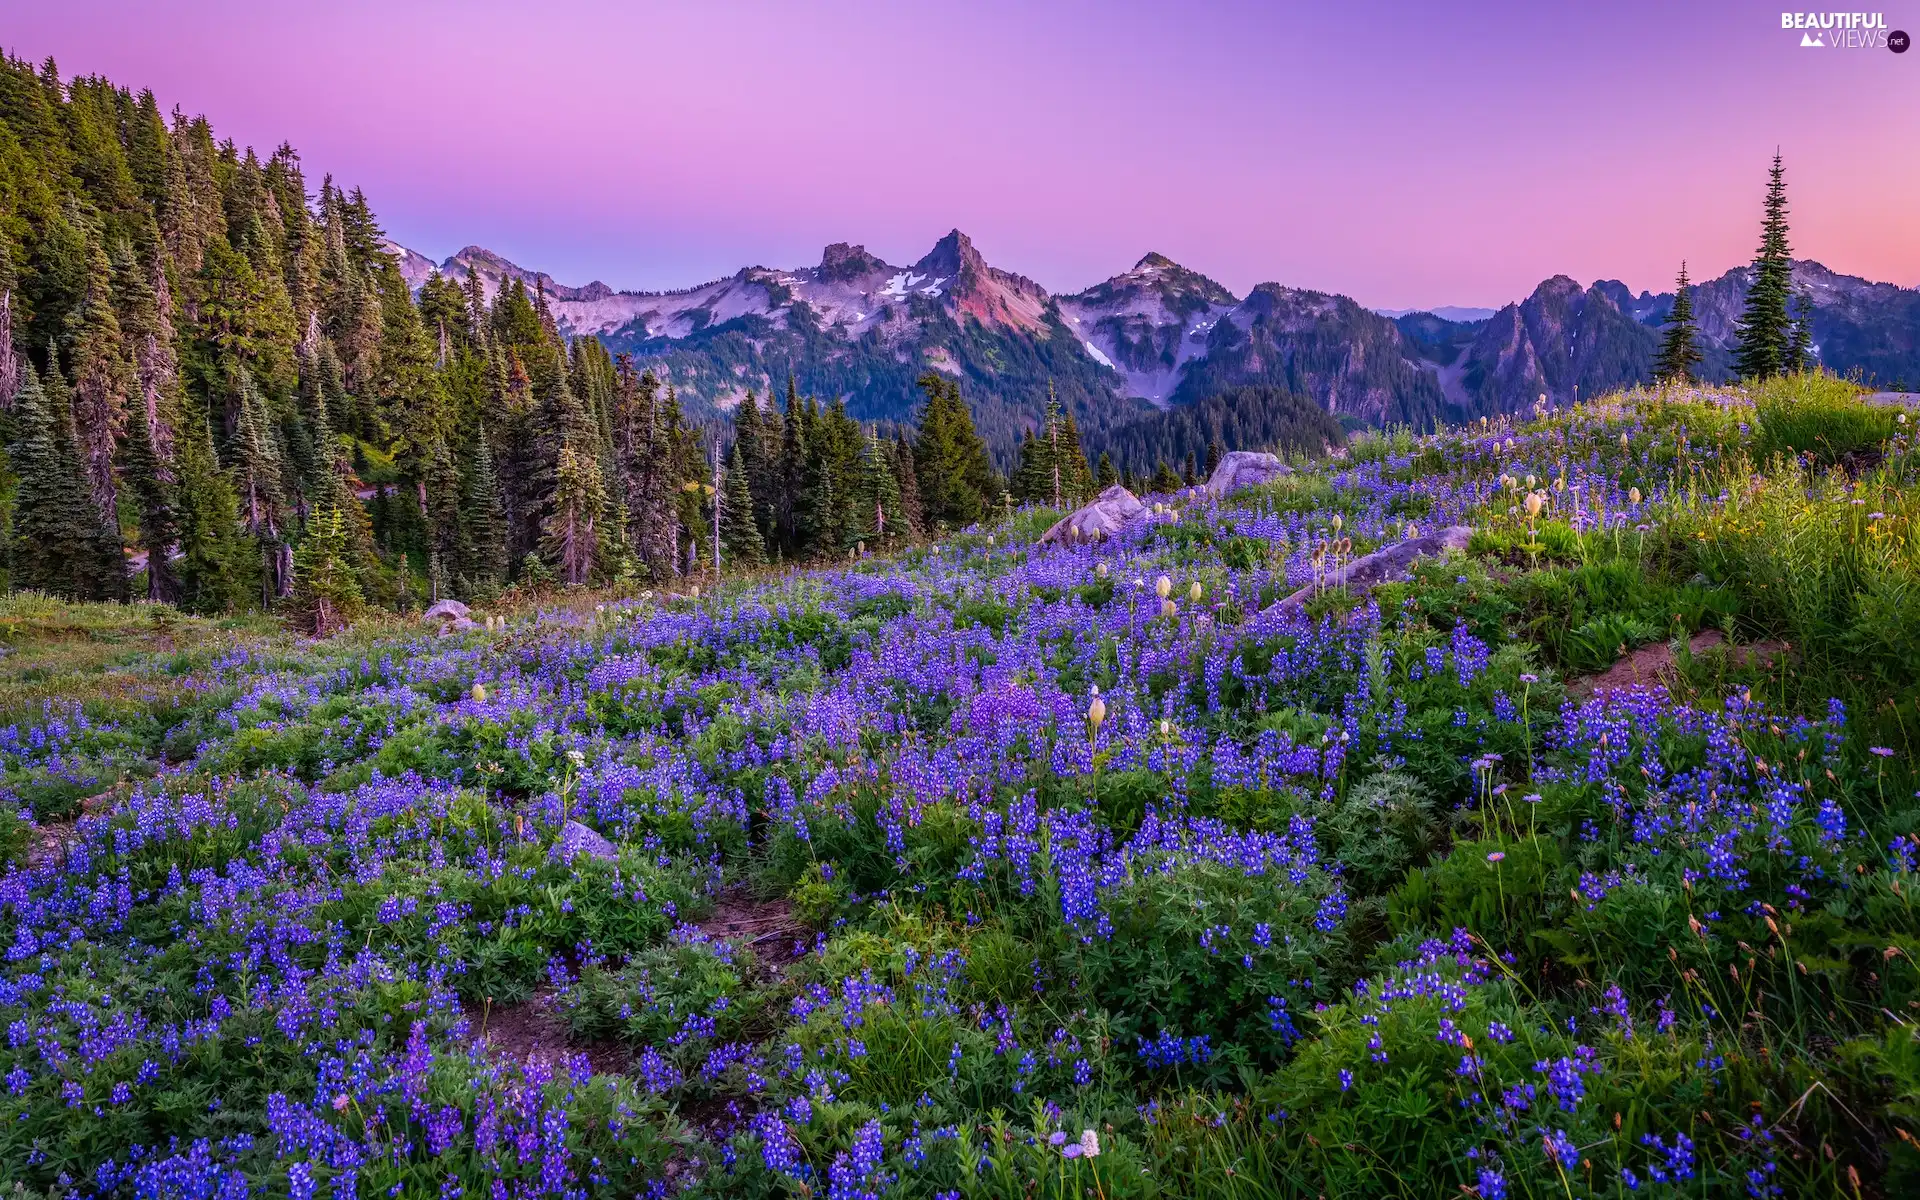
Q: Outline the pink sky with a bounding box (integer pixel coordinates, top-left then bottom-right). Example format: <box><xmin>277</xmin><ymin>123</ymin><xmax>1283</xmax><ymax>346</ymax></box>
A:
<box><xmin>9</xmin><ymin>1</ymin><xmax>1918</xmax><ymax>308</ymax></box>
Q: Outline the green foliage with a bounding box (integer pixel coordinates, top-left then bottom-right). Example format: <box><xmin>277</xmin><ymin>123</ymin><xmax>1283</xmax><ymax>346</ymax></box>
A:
<box><xmin>1752</xmin><ymin>371</ymin><xmax>1894</xmax><ymax>465</ymax></box>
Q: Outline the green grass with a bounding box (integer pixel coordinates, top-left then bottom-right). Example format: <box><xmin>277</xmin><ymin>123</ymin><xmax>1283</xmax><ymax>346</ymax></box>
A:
<box><xmin>1754</xmin><ymin>372</ymin><xmax>1896</xmax><ymax>465</ymax></box>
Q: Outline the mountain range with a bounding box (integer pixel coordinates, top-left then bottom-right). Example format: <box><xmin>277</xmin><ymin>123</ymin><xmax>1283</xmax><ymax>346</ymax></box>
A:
<box><xmin>388</xmin><ymin>233</ymin><xmax>1920</xmax><ymax>470</ymax></box>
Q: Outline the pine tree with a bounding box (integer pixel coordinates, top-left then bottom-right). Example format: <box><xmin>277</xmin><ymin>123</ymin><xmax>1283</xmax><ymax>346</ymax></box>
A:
<box><xmin>1205</xmin><ymin>438</ymin><xmax>1222</xmax><ymax>477</ymax></box>
<box><xmin>172</xmin><ymin>408</ymin><xmax>247</xmax><ymax>614</ymax></box>
<box><xmin>119</xmin><ymin>379</ymin><xmax>180</xmax><ymax>604</ymax></box>
<box><xmin>460</xmin><ymin>430</ymin><xmax>509</xmax><ymax>591</ymax></box>
<box><xmin>1058</xmin><ymin>405</ymin><xmax>1094</xmax><ymax>501</ymax></box>
<box><xmin>1733</xmin><ymin>154</ymin><xmax>1794</xmax><ymax>380</ymax></box>
<box><xmin>422</xmin><ymin>434</ymin><xmax>465</xmax><ymax>600</ymax></box>
<box><xmin>1653</xmin><ymin>261</ymin><xmax>1703</xmax><ymax>384</ymax></box>
<box><xmin>1150</xmin><ymin>458</ymin><xmax>1181</xmax><ymax>494</ymax></box>
<box><xmin>538</xmin><ymin>370</ymin><xmax>607</xmax><ymax>586</ymax></box>
<box><xmin>8</xmin><ymin>365</ymin><xmax>117</xmax><ymax>598</ymax></box>
<box><xmin>891</xmin><ymin>432</ymin><xmax>924</xmax><ymax>539</ymax></box>
<box><xmin>720</xmin><ymin>443</ymin><xmax>766</xmax><ymax>568</ymax></box>
<box><xmin>288</xmin><ymin>506</ymin><xmax>362</xmax><ymax>634</ymax></box>
<box><xmin>67</xmin><ymin>239</ymin><xmax>129</xmax><ymax>528</ymax></box>
<box><xmin>40</xmin><ymin>351</ymin><xmax>127</xmax><ymax>598</ymax></box>
<box><xmin>912</xmin><ymin>374</ymin><xmax>995</xmax><ymax>531</ymax></box>
<box><xmin>229</xmin><ymin>365</ymin><xmax>291</xmax><ymax>603</ymax></box>
<box><xmin>1096</xmin><ymin>451</ymin><xmax>1118</xmax><ymax>489</ymax></box>
<box><xmin>855</xmin><ymin>429</ymin><xmax>904</xmax><ymax>545</ymax></box>
<box><xmin>796</xmin><ymin>397</ymin><xmax>838</xmax><ymax>554</ymax></box>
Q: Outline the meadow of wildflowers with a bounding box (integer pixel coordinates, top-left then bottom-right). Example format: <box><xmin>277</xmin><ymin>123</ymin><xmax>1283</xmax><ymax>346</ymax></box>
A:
<box><xmin>1</xmin><ymin>376</ymin><xmax>1917</xmax><ymax>1198</ymax></box>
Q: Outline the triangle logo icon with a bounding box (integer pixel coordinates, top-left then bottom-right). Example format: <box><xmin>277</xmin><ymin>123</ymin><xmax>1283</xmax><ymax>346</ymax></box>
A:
<box><xmin>1800</xmin><ymin>31</ymin><xmax>1824</xmax><ymax>46</ymax></box>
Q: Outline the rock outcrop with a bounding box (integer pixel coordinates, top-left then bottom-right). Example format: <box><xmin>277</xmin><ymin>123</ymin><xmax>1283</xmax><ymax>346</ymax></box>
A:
<box><xmin>1039</xmin><ymin>485</ymin><xmax>1149</xmax><ymax>544</ymax></box>
<box><xmin>1267</xmin><ymin>525</ymin><xmax>1474</xmax><ymax>616</ymax></box>
<box><xmin>1204</xmin><ymin>450</ymin><xmax>1291</xmax><ymax>498</ymax></box>
<box><xmin>554</xmin><ymin>820</ymin><xmax>618</xmax><ymax>863</ymax></box>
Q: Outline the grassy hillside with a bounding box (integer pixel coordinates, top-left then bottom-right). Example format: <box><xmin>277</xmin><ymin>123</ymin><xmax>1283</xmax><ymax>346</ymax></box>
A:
<box><xmin>1</xmin><ymin>375</ymin><xmax>1917</xmax><ymax>1198</ymax></box>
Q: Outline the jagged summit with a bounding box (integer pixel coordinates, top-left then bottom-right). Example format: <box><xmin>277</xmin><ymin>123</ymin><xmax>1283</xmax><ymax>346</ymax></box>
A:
<box><xmin>816</xmin><ymin>242</ymin><xmax>886</xmax><ymax>282</ymax></box>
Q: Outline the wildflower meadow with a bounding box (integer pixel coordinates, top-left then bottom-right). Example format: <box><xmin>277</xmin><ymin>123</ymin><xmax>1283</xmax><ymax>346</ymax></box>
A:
<box><xmin>2</xmin><ymin>375</ymin><xmax>1917</xmax><ymax>1199</ymax></box>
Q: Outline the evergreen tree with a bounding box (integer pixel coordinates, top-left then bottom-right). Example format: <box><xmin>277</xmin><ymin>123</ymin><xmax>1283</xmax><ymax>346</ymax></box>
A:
<box><xmin>66</xmin><ymin>239</ymin><xmax>129</xmax><ymax>528</ymax></box>
<box><xmin>912</xmin><ymin>373</ymin><xmax>995</xmax><ymax>531</ymax></box>
<box><xmin>734</xmin><ymin>388</ymin><xmax>776</xmax><ymax>545</ymax></box>
<box><xmin>1182</xmin><ymin>449</ymin><xmax>1198</xmax><ymax>487</ymax></box>
<box><xmin>1653</xmin><ymin>261</ymin><xmax>1703</xmax><ymax>384</ymax></box>
<box><xmin>229</xmin><ymin>364</ymin><xmax>291</xmax><ymax>603</ymax></box>
<box><xmin>172</xmin><ymin>408</ymin><xmax>247</xmax><ymax>614</ymax></box>
<box><xmin>119</xmin><ymin>377</ymin><xmax>180</xmax><ymax>603</ymax></box>
<box><xmin>288</xmin><ymin>506</ymin><xmax>362</xmax><ymax>634</ymax></box>
<box><xmin>856</xmin><ymin>429</ymin><xmax>905</xmax><ymax>545</ymax></box>
<box><xmin>537</xmin><ymin>370</ymin><xmax>607</xmax><ymax>586</ymax></box>
<box><xmin>1205</xmin><ymin>438</ymin><xmax>1222</xmax><ymax>478</ymax></box>
<box><xmin>41</xmin><ymin>351</ymin><xmax>127</xmax><ymax>598</ymax></box>
<box><xmin>459</xmin><ymin>430</ymin><xmax>509</xmax><ymax>591</ymax></box>
<box><xmin>111</xmin><ymin>243</ymin><xmax>185</xmax><ymax>603</ymax></box>
<box><xmin>719</xmin><ymin>443</ymin><xmax>765</xmax><ymax>568</ymax></box>
<box><xmin>422</xmin><ymin>434</ymin><xmax>465</xmax><ymax>600</ymax></box>
<box><xmin>890</xmin><ymin>432</ymin><xmax>924</xmax><ymax>539</ymax></box>
<box><xmin>1733</xmin><ymin>154</ymin><xmax>1794</xmax><ymax>380</ymax></box>
<box><xmin>1150</xmin><ymin>458</ymin><xmax>1181</xmax><ymax>494</ymax></box>
<box><xmin>1096</xmin><ymin>451</ymin><xmax>1118</xmax><ymax>489</ymax></box>
<box><xmin>1058</xmin><ymin>406</ymin><xmax>1094</xmax><ymax>500</ymax></box>
<box><xmin>8</xmin><ymin>365</ymin><xmax>118</xmax><ymax>598</ymax></box>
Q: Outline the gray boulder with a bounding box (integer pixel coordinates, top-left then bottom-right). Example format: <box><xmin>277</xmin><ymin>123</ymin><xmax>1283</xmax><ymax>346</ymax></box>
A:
<box><xmin>423</xmin><ymin>599</ymin><xmax>471</xmax><ymax>623</ymax></box>
<box><xmin>1267</xmin><ymin>525</ymin><xmax>1474</xmax><ymax>616</ymax></box>
<box><xmin>1204</xmin><ymin>451</ymin><xmax>1291</xmax><ymax>498</ymax></box>
<box><xmin>436</xmin><ymin>616</ymin><xmax>480</xmax><ymax>637</ymax></box>
<box><xmin>554</xmin><ymin>820</ymin><xmax>618</xmax><ymax>863</ymax></box>
<box><xmin>1039</xmin><ymin>485</ymin><xmax>1149</xmax><ymax>545</ymax></box>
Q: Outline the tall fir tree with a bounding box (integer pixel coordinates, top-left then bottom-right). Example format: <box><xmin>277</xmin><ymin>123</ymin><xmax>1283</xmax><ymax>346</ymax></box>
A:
<box><xmin>1733</xmin><ymin>154</ymin><xmax>1794</xmax><ymax>380</ymax></box>
<box><xmin>719</xmin><ymin>443</ymin><xmax>765</xmax><ymax>568</ymax></box>
<box><xmin>911</xmin><ymin>373</ymin><xmax>995</xmax><ymax>531</ymax></box>
<box><xmin>890</xmin><ymin>432</ymin><xmax>924</xmax><ymax>539</ymax></box>
<box><xmin>67</xmin><ymin>239</ymin><xmax>130</xmax><ymax>529</ymax></box>
<box><xmin>172</xmin><ymin>407</ymin><xmax>247</xmax><ymax>614</ymax></box>
<box><xmin>229</xmin><ymin>364</ymin><xmax>291</xmax><ymax>603</ymax></box>
<box><xmin>1653</xmin><ymin>261</ymin><xmax>1703</xmax><ymax>384</ymax></box>
<box><xmin>537</xmin><ymin>368</ymin><xmax>607</xmax><ymax>586</ymax></box>
<box><xmin>288</xmin><ymin>506</ymin><xmax>362</xmax><ymax>634</ymax></box>
<box><xmin>856</xmin><ymin>429</ymin><xmax>904</xmax><ymax>545</ymax></box>
<box><xmin>459</xmin><ymin>430</ymin><xmax>509</xmax><ymax>592</ymax></box>
<box><xmin>8</xmin><ymin>364</ymin><xmax>120</xmax><ymax>599</ymax></box>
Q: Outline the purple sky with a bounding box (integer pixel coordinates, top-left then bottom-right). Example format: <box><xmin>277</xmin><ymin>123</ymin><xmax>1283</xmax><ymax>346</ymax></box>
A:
<box><xmin>10</xmin><ymin>1</ymin><xmax>1918</xmax><ymax>308</ymax></box>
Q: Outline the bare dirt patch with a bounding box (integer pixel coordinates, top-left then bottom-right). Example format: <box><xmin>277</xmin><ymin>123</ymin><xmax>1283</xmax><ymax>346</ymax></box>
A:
<box><xmin>1568</xmin><ymin>630</ymin><xmax>1788</xmax><ymax>700</ymax></box>
<box><xmin>466</xmin><ymin>989</ymin><xmax>629</xmax><ymax>1075</ymax></box>
<box><xmin>702</xmin><ymin>892</ymin><xmax>807</xmax><ymax>968</ymax></box>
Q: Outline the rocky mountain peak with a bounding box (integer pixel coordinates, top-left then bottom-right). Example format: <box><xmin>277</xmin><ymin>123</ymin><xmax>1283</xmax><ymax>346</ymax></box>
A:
<box><xmin>912</xmin><ymin>229</ymin><xmax>987</xmax><ymax>282</ymax></box>
<box><xmin>817</xmin><ymin>242</ymin><xmax>887</xmax><ymax>283</ymax></box>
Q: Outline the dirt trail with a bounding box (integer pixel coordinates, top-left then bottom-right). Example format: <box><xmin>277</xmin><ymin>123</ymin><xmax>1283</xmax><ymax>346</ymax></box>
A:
<box><xmin>1567</xmin><ymin>629</ymin><xmax>1787</xmax><ymax>700</ymax></box>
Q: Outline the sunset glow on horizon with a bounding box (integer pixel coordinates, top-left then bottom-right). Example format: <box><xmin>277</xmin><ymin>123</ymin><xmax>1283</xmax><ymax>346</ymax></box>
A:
<box><xmin>10</xmin><ymin>0</ymin><xmax>1917</xmax><ymax>308</ymax></box>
